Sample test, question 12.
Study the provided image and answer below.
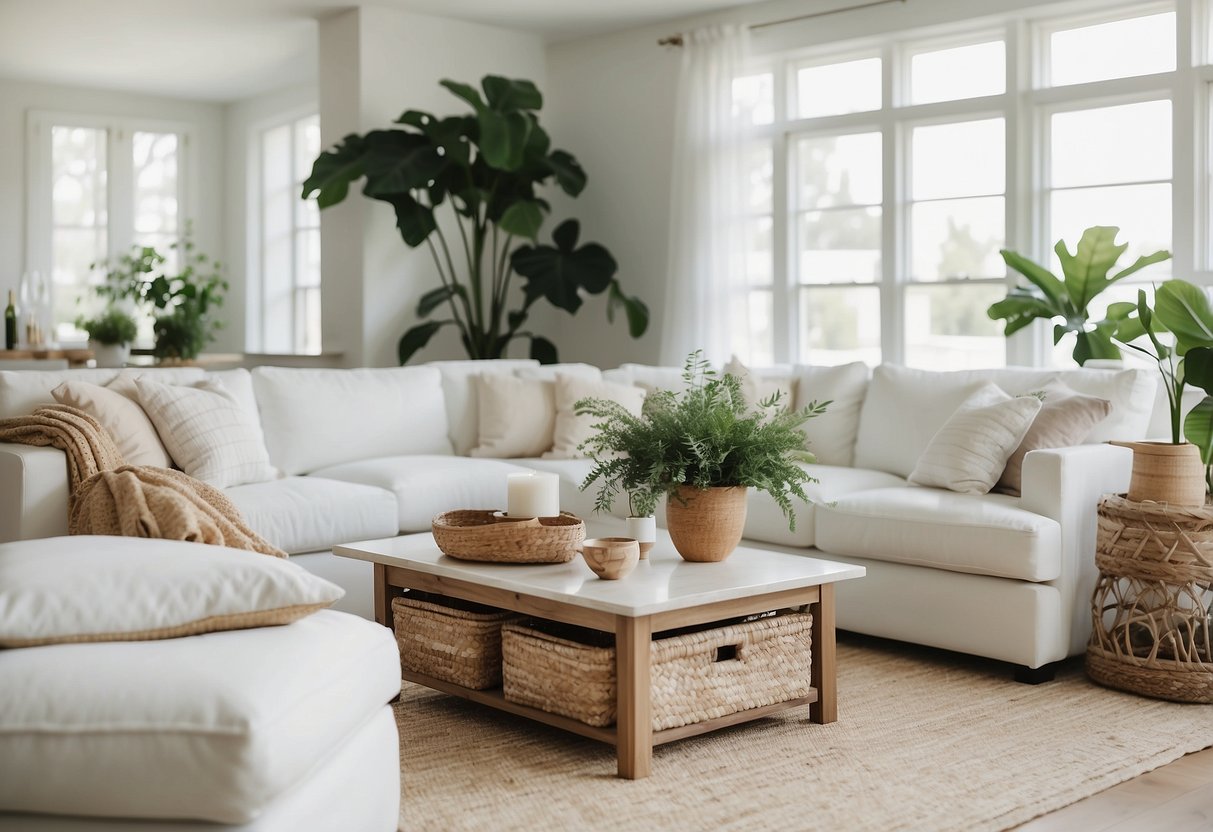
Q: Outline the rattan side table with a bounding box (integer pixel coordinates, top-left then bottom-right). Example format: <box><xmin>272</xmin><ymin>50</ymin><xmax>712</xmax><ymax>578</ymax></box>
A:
<box><xmin>1086</xmin><ymin>494</ymin><xmax>1213</xmax><ymax>703</ymax></box>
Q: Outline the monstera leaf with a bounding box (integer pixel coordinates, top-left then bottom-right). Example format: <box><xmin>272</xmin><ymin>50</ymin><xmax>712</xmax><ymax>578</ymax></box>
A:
<box><xmin>988</xmin><ymin>226</ymin><xmax>1171</xmax><ymax>365</ymax></box>
<box><xmin>511</xmin><ymin>220</ymin><xmax>618</xmax><ymax>313</ymax></box>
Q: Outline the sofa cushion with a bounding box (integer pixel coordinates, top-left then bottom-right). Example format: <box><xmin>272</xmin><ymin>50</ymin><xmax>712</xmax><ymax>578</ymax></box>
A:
<box><xmin>0</xmin><ymin>536</ymin><xmax>341</xmax><ymax>647</ymax></box>
<box><xmin>252</xmin><ymin>366</ymin><xmax>453</xmax><ymax>475</ymax></box>
<box><xmin>425</xmin><ymin>359</ymin><xmax>539</xmax><ymax>455</ymax></box>
<box><xmin>311</xmin><ymin>455</ymin><xmax>536</xmax><ymax>532</ymax></box>
<box><xmin>51</xmin><ymin>380</ymin><xmax>172</xmax><ymax>467</ymax></box>
<box><xmin>743</xmin><ymin>464</ymin><xmax>907</xmax><ymax>548</ymax></box>
<box><xmin>0</xmin><ymin>367</ymin><xmax>205</xmax><ymax>419</ymax></box>
<box><xmin>135</xmin><ymin>377</ymin><xmax>278</xmax><ymax>489</ymax></box>
<box><xmin>602</xmin><ymin>364</ymin><xmax>686</xmax><ymax>393</ymax></box>
<box><xmin>815</xmin><ymin>486</ymin><xmax>1062</xmax><ymax>582</ymax></box>
<box><xmin>469</xmin><ymin>373</ymin><xmax>557</xmax><ymax>458</ymax></box>
<box><xmin>0</xmin><ymin>609</ymin><xmax>399</xmax><ymax>824</ymax></box>
<box><xmin>794</xmin><ymin>362</ymin><xmax>869</xmax><ymax>467</ymax></box>
<box><xmin>225</xmin><ymin>477</ymin><xmax>399</xmax><ymax>555</ymax></box>
<box><xmin>854</xmin><ymin>364</ymin><xmax>1155</xmax><ymax>478</ymax></box>
<box><xmin>545</xmin><ymin>374</ymin><xmax>646</xmax><ymax>460</ymax></box>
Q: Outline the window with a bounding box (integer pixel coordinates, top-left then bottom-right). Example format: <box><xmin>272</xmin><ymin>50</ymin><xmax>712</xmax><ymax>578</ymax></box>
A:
<box><xmin>737</xmin><ymin>1</ymin><xmax>1203</xmax><ymax>370</ymax></box>
<box><xmin>29</xmin><ymin>115</ymin><xmax>189</xmax><ymax>341</ymax></box>
<box><xmin>256</xmin><ymin>113</ymin><xmax>321</xmax><ymax>355</ymax></box>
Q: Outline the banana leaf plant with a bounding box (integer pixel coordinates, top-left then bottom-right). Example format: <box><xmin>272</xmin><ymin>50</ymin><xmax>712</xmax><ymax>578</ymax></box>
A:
<box><xmin>1118</xmin><ymin>280</ymin><xmax>1213</xmax><ymax>490</ymax></box>
<box><xmin>301</xmin><ymin>75</ymin><xmax>648</xmax><ymax>364</ymax></box>
<box><xmin>988</xmin><ymin>226</ymin><xmax>1171</xmax><ymax>365</ymax></box>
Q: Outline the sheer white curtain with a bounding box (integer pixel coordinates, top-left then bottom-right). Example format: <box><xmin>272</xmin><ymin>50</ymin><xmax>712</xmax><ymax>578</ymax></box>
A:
<box><xmin>660</xmin><ymin>24</ymin><xmax>752</xmax><ymax>367</ymax></box>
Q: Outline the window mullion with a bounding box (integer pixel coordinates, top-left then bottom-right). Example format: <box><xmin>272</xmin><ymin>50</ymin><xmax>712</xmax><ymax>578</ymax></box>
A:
<box><xmin>882</xmin><ymin>40</ymin><xmax>903</xmax><ymax>366</ymax></box>
<box><xmin>1174</xmin><ymin>0</ymin><xmax>1198</xmax><ymax>277</ymax></box>
<box><xmin>107</xmin><ymin>125</ymin><xmax>135</xmax><ymax>259</ymax></box>
<box><xmin>772</xmin><ymin>60</ymin><xmax>793</xmax><ymax>363</ymax></box>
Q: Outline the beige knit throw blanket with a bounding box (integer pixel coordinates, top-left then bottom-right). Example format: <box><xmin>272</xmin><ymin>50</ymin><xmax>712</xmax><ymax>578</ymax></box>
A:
<box><xmin>0</xmin><ymin>405</ymin><xmax>284</xmax><ymax>557</ymax></box>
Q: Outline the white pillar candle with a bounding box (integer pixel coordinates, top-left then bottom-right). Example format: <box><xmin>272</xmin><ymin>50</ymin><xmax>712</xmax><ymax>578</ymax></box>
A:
<box><xmin>506</xmin><ymin>471</ymin><xmax>560</xmax><ymax>518</ymax></box>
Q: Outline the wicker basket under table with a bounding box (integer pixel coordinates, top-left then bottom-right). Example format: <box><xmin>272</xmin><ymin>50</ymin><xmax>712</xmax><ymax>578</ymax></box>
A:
<box><xmin>501</xmin><ymin>611</ymin><xmax>814</xmax><ymax>730</ymax></box>
<box><xmin>392</xmin><ymin>592</ymin><xmax>516</xmax><ymax>690</ymax></box>
<box><xmin>1086</xmin><ymin>494</ymin><xmax>1213</xmax><ymax>704</ymax></box>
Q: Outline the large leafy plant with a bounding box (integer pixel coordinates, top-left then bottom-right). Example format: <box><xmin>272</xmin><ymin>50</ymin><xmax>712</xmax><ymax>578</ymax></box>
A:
<box><xmin>575</xmin><ymin>353</ymin><xmax>828</xmax><ymax>527</ymax></box>
<box><xmin>988</xmin><ymin>226</ymin><xmax>1171</xmax><ymax>365</ymax></box>
<box><xmin>301</xmin><ymin>75</ymin><xmax>648</xmax><ymax>364</ymax></box>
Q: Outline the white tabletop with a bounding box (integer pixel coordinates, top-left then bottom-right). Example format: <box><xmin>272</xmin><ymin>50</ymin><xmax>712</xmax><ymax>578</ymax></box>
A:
<box><xmin>334</xmin><ymin>531</ymin><xmax>865</xmax><ymax>617</ymax></box>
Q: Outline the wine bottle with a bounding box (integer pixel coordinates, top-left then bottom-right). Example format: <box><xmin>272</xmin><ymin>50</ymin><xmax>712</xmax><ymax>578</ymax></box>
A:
<box><xmin>4</xmin><ymin>290</ymin><xmax>16</xmax><ymax>350</ymax></box>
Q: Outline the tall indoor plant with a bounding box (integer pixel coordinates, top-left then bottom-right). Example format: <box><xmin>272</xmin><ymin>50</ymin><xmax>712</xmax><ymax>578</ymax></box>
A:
<box><xmin>302</xmin><ymin>74</ymin><xmax>648</xmax><ymax>364</ymax></box>
<box><xmin>988</xmin><ymin>226</ymin><xmax>1170</xmax><ymax>365</ymax></box>
<box><xmin>576</xmin><ymin>353</ymin><xmax>827</xmax><ymax>562</ymax></box>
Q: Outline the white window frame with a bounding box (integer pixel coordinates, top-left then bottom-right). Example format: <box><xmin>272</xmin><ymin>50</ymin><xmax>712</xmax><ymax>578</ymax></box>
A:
<box><xmin>743</xmin><ymin>0</ymin><xmax>1213</xmax><ymax>369</ymax></box>
<box><xmin>26</xmin><ymin>111</ymin><xmax>196</xmax><ymax>341</ymax></box>
<box><xmin>248</xmin><ymin>105</ymin><xmax>321</xmax><ymax>355</ymax></box>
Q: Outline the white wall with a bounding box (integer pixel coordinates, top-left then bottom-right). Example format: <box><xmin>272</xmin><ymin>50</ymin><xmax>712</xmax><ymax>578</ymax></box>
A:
<box><xmin>542</xmin><ymin>0</ymin><xmax>1079</xmax><ymax>367</ymax></box>
<box><xmin>318</xmin><ymin>7</ymin><xmax>546</xmax><ymax>368</ymax></box>
<box><xmin>223</xmin><ymin>82</ymin><xmax>317</xmax><ymax>353</ymax></box>
<box><xmin>0</xmin><ymin>78</ymin><xmax>224</xmax><ymax>332</ymax></box>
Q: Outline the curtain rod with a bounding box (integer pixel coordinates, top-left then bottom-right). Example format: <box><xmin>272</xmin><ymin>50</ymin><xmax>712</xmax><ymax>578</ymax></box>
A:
<box><xmin>657</xmin><ymin>0</ymin><xmax>907</xmax><ymax>46</ymax></box>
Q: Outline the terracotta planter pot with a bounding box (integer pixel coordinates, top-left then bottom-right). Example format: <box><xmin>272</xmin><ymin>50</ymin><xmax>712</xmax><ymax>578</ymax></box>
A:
<box><xmin>1113</xmin><ymin>441</ymin><xmax>1206</xmax><ymax>508</ymax></box>
<box><xmin>665</xmin><ymin>485</ymin><xmax>748</xmax><ymax>562</ymax></box>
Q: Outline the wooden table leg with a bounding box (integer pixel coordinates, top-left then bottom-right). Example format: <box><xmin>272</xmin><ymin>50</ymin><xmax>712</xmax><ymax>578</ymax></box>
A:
<box><xmin>373</xmin><ymin>563</ymin><xmax>393</xmax><ymax>627</ymax></box>
<box><xmin>810</xmin><ymin>583</ymin><xmax>836</xmax><ymax>724</ymax></box>
<box><xmin>615</xmin><ymin>614</ymin><xmax>652</xmax><ymax>779</ymax></box>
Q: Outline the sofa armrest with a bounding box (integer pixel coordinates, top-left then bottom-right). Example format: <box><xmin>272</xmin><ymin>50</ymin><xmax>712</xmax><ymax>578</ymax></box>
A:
<box><xmin>0</xmin><ymin>443</ymin><xmax>70</xmax><ymax>543</ymax></box>
<box><xmin>1019</xmin><ymin>443</ymin><xmax>1133</xmax><ymax>657</ymax></box>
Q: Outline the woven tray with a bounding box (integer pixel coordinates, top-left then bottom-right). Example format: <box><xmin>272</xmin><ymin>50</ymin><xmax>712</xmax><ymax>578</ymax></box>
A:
<box><xmin>392</xmin><ymin>592</ymin><xmax>516</xmax><ymax>690</ymax></box>
<box><xmin>432</xmin><ymin>510</ymin><xmax>585</xmax><ymax>563</ymax></box>
<box><xmin>501</xmin><ymin>611</ymin><xmax>814</xmax><ymax>730</ymax></box>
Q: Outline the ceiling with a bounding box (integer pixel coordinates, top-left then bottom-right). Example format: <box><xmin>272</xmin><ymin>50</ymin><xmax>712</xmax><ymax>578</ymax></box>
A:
<box><xmin>0</xmin><ymin>0</ymin><xmax>760</xmax><ymax>102</ymax></box>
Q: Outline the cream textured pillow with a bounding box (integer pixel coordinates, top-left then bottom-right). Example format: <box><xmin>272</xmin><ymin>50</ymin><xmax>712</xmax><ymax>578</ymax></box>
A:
<box><xmin>996</xmin><ymin>381</ymin><xmax>1112</xmax><ymax>496</ymax></box>
<box><xmin>51</xmin><ymin>381</ymin><xmax>172</xmax><ymax>468</ymax></box>
<box><xmin>724</xmin><ymin>355</ymin><xmax>798</xmax><ymax>411</ymax></box>
<box><xmin>135</xmin><ymin>377</ymin><xmax>277</xmax><ymax>488</ymax></box>
<box><xmin>909</xmin><ymin>385</ymin><xmax>1043</xmax><ymax>495</ymax></box>
<box><xmin>544</xmin><ymin>374</ymin><xmax>646</xmax><ymax>460</ymax></box>
<box><xmin>0</xmin><ymin>536</ymin><xmax>342</xmax><ymax>647</ymax></box>
<box><xmin>470</xmin><ymin>373</ymin><xmax>556</xmax><ymax>458</ymax></box>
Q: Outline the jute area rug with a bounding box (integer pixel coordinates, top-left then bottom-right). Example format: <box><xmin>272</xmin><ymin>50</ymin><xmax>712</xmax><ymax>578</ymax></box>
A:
<box><xmin>395</xmin><ymin>635</ymin><xmax>1213</xmax><ymax>831</ymax></box>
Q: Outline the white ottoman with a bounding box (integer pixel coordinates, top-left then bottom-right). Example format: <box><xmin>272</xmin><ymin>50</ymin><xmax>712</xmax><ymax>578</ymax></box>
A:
<box><xmin>0</xmin><ymin>609</ymin><xmax>401</xmax><ymax>830</ymax></box>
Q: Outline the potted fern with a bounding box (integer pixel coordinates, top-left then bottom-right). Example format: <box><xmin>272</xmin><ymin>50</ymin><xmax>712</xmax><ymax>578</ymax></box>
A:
<box><xmin>76</xmin><ymin>306</ymin><xmax>137</xmax><ymax>368</ymax></box>
<box><xmin>576</xmin><ymin>353</ymin><xmax>827</xmax><ymax>562</ymax></box>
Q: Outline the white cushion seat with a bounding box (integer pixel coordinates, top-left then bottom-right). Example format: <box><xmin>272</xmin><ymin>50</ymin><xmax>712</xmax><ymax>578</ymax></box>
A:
<box><xmin>225</xmin><ymin>477</ymin><xmax>399</xmax><ymax>555</ymax></box>
<box><xmin>744</xmin><ymin>465</ymin><xmax>908</xmax><ymax>548</ymax></box>
<box><xmin>815</xmin><ymin>486</ymin><xmax>1062</xmax><ymax>582</ymax></box>
<box><xmin>310</xmin><ymin>455</ymin><xmax>538</xmax><ymax>532</ymax></box>
<box><xmin>0</xmin><ymin>610</ymin><xmax>400</xmax><ymax>824</ymax></box>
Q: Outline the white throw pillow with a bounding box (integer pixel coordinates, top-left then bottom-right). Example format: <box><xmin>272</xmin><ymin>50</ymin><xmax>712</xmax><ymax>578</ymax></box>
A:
<box><xmin>0</xmin><ymin>536</ymin><xmax>343</xmax><ymax>647</ymax></box>
<box><xmin>793</xmin><ymin>362</ymin><xmax>870</xmax><ymax>467</ymax></box>
<box><xmin>909</xmin><ymin>385</ymin><xmax>1043</xmax><ymax>495</ymax></box>
<box><xmin>251</xmin><ymin>366</ymin><xmax>453</xmax><ymax>475</ymax></box>
<box><xmin>0</xmin><ymin>369</ymin><xmax>119</xmax><ymax>418</ymax></box>
<box><xmin>544</xmin><ymin>374</ymin><xmax>646</xmax><ymax>460</ymax></box>
<box><xmin>515</xmin><ymin>363</ymin><xmax>602</xmax><ymax>383</ymax></box>
<box><xmin>470</xmin><ymin>373</ymin><xmax>556</xmax><ymax>458</ymax></box>
<box><xmin>601</xmin><ymin>364</ymin><xmax>686</xmax><ymax>393</ymax></box>
<box><xmin>724</xmin><ymin>355</ymin><xmax>798</xmax><ymax>411</ymax></box>
<box><xmin>135</xmin><ymin>377</ymin><xmax>277</xmax><ymax>488</ymax></box>
<box><xmin>51</xmin><ymin>380</ymin><xmax>172</xmax><ymax>468</ymax></box>
<box><xmin>425</xmin><ymin>359</ymin><xmax>540</xmax><ymax>455</ymax></box>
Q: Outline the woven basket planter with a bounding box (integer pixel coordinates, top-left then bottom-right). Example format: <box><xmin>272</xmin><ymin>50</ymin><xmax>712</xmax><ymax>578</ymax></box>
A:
<box><xmin>1086</xmin><ymin>495</ymin><xmax>1213</xmax><ymax>704</ymax></box>
<box><xmin>392</xmin><ymin>592</ymin><xmax>517</xmax><ymax>690</ymax></box>
<box><xmin>666</xmin><ymin>485</ymin><xmax>748</xmax><ymax>562</ymax></box>
<box><xmin>501</xmin><ymin>611</ymin><xmax>814</xmax><ymax>730</ymax></box>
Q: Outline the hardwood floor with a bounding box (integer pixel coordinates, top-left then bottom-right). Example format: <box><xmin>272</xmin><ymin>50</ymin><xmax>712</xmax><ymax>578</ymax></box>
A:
<box><xmin>1016</xmin><ymin>746</ymin><xmax>1213</xmax><ymax>831</ymax></box>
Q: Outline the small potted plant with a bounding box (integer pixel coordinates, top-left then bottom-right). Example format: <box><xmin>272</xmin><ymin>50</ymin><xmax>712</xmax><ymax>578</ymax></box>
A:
<box><xmin>93</xmin><ymin>230</ymin><xmax>227</xmax><ymax>365</ymax></box>
<box><xmin>76</xmin><ymin>306</ymin><xmax>137</xmax><ymax>368</ymax></box>
<box><xmin>576</xmin><ymin>352</ymin><xmax>827</xmax><ymax>562</ymax></box>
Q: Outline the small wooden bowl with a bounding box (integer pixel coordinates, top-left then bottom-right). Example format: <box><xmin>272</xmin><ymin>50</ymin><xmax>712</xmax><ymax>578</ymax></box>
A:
<box><xmin>580</xmin><ymin>537</ymin><xmax>640</xmax><ymax>580</ymax></box>
<box><xmin>432</xmin><ymin>510</ymin><xmax>584</xmax><ymax>564</ymax></box>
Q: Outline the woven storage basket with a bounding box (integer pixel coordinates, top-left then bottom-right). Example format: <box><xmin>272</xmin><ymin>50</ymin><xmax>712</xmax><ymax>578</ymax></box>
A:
<box><xmin>501</xmin><ymin>611</ymin><xmax>814</xmax><ymax>730</ymax></box>
<box><xmin>431</xmin><ymin>510</ymin><xmax>585</xmax><ymax>563</ymax></box>
<box><xmin>1086</xmin><ymin>495</ymin><xmax>1213</xmax><ymax>704</ymax></box>
<box><xmin>392</xmin><ymin>592</ymin><xmax>516</xmax><ymax>690</ymax></box>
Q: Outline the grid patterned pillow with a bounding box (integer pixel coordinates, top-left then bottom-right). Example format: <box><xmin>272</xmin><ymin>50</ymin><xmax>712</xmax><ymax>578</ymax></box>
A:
<box><xmin>135</xmin><ymin>377</ymin><xmax>277</xmax><ymax>489</ymax></box>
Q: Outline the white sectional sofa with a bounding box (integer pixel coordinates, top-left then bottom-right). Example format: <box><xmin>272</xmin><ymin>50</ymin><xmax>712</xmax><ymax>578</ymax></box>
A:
<box><xmin>0</xmin><ymin>359</ymin><xmax>1153</xmax><ymax>678</ymax></box>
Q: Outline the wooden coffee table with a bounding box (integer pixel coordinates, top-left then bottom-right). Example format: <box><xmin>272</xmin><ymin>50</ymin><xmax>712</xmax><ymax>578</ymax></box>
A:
<box><xmin>335</xmin><ymin>532</ymin><xmax>864</xmax><ymax>779</ymax></box>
